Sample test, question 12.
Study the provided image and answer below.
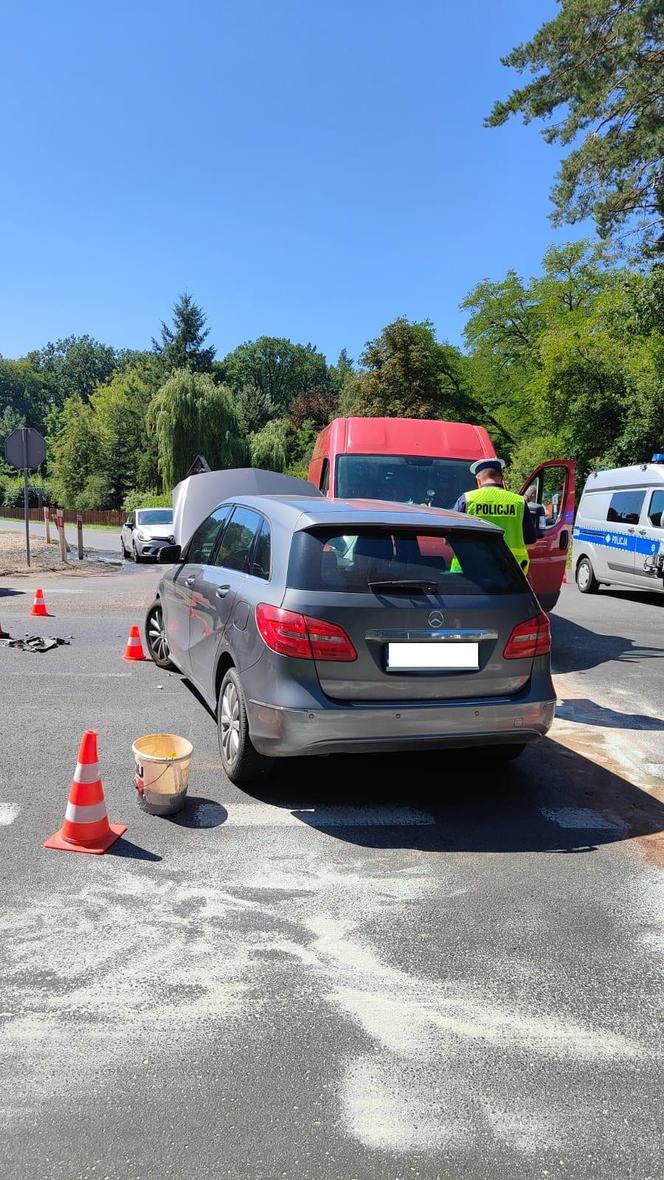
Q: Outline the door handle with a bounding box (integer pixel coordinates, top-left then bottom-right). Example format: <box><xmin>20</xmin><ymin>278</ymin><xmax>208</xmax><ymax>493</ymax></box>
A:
<box><xmin>638</xmin><ymin>529</ymin><xmax>647</xmax><ymax>536</ymax></box>
<box><xmin>627</xmin><ymin>528</ymin><xmax>635</xmax><ymax>534</ymax></box>
<box><xmin>559</xmin><ymin>529</ymin><xmax>569</xmax><ymax>550</ymax></box>
<box><xmin>215</xmin><ymin>585</ymin><xmax>231</xmax><ymax>599</ymax></box>
<box><xmin>184</xmin><ymin>576</ymin><xmax>196</xmax><ymax>587</ymax></box>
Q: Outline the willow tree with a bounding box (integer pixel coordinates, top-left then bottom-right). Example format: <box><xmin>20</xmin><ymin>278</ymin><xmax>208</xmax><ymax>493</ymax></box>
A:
<box><xmin>148</xmin><ymin>370</ymin><xmax>247</xmax><ymax>489</ymax></box>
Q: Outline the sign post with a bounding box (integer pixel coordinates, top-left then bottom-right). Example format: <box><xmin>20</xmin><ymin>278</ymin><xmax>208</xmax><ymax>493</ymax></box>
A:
<box><xmin>3</xmin><ymin>427</ymin><xmax>47</xmax><ymax>568</ymax></box>
<box><xmin>44</xmin><ymin>506</ymin><xmax>51</xmax><ymax>545</ymax></box>
<box><xmin>77</xmin><ymin>514</ymin><xmax>84</xmax><ymax>561</ymax></box>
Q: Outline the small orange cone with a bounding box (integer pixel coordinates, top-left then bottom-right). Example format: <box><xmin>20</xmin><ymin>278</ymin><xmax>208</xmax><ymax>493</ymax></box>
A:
<box><xmin>44</xmin><ymin>730</ymin><xmax>126</xmax><ymax>854</ymax></box>
<box><xmin>562</xmin><ymin>571</ymin><xmax>568</xmax><ymax>584</ymax></box>
<box><xmin>30</xmin><ymin>587</ymin><xmax>52</xmax><ymax>617</ymax></box>
<box><xmin>123</xmin><ymin>624</ymin><xmax>148</xmax><ymax>662</ymax></box>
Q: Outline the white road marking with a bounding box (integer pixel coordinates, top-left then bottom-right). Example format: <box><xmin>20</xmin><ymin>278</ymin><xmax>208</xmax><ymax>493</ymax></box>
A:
<box><xmin>225</xmin><ymin>803</ymin><xmax>435</xmax><ymax>827</ymax></box>
<box><xmin>540</xmin><ymin>806</ymin><xmax>625</xmax><ymax>832</ymax></box>
<box><xmin>0</xmin><ymin>804</ymin><xmax>20</xmax><ymax>826</ymax></box>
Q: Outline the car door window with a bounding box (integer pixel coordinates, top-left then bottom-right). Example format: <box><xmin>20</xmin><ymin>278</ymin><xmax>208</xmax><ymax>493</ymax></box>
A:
<box><xmin>214</xmin><ymin>507</ymin><xmax>263</xmax><ymax>573</ymax></box>
<box><xmin>647</xmin><ymin>490</ymin><xmax>664</xmax><ymax>529</ymax></box>
<box><xmin>523</xmin><ymin>467</ymin><xmax>567</xmax><ymax>526</ymax></box>
<box><xmin>186</xmin><ymin>506</ymin><xmax>232</xmax><ymax>564</ymax></box>
<box><xmin>250</xmin><ymin>519</ymin><xmax>271</xmax><ymax>580</ymax></box>
<box><xmin>607</xmin><ymin>491</ymin><xmax>645</xmax><ymax>525</ymax></box>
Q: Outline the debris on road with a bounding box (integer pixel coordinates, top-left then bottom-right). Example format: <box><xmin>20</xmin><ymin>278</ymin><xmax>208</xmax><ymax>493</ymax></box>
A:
<box><xmin>0</xmin><ymin>634</ymin><xmax>71</xmax><ymax>653</ymax></box>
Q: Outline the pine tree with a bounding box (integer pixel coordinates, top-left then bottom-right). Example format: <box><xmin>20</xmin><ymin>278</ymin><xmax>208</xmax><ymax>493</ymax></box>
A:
<box><xmin>153</xmin><ymin>292</ymin><xmax>216</xmax><ymax>373</ymax></box>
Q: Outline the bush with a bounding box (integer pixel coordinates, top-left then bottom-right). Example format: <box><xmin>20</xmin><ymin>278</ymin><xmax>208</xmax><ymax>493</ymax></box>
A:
<box><xmin>122</xmin><ymin>488</ymin><xmax>172</xmax><ymax>513</ymax></box>
<box><xmin>0</xmin><ymin>476</ymin><xmax>55</xmax><ymax>508</ymax></box>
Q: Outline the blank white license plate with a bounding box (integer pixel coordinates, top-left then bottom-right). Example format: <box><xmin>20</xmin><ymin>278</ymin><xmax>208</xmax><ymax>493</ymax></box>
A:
<box><xmin>386</xmin><ymin>642</ymin><xmax>479</xmax><ymax>671</ymax></box>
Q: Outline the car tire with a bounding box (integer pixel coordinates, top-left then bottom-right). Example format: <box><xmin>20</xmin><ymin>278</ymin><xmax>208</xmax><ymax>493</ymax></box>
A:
<box><xmin>576</xmin><ymin>556</ymin><xmax>598</xmax><ymax>594</ymax></box>
<box><xmin>144</xmin><ymin>599</ymin><xmax>176</xmax><ymax>670</ymax></box>
<box><xmin>132</xmin><ymin>543</ymin><xmax>144</xmax><ymax>564</ymax></box>
<box><xmin>217</xmin><ymin>668</ymin><xmax>274</xmax><ymax>785</ymax></box>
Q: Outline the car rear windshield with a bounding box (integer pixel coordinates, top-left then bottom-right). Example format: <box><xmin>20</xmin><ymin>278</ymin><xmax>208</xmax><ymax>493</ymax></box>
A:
<box><xmin>336</xmin><ymin>454</ymin><xmax>471</xmax><ymax>508</ymax></box>
<box><xmin>287</xmin><ymin>528</ymin><xmax>526</xmax><ymax>595</ymax></box>
<box><xmin>137</xmin><ymin>509</ymin><xmax>173</xmax><ymax>525</ymax></box>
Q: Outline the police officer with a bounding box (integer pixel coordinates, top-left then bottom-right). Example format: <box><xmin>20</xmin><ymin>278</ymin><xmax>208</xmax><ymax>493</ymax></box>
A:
<box><xmin>453</xmin><ymin>458</ymin><xmax>537</xmax><ymax>572</ymax></box>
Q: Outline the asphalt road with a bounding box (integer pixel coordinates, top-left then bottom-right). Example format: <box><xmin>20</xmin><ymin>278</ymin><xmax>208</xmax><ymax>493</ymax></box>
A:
<box><xmin>0</xmin><ymin>571</ymin><xmax>662</xmax><ymax>1180</ymax></box>
<box><xmin>0</xmin><ymin>515</ymin><xmax>122</xmax><ymax>553</ymax></box>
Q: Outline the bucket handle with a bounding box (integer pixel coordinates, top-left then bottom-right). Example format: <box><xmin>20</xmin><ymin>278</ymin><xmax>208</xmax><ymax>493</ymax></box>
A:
<box><xmin>133</xmin><ymin>754</ymin><xmax>179</xmax><ymax>793</ymax></box>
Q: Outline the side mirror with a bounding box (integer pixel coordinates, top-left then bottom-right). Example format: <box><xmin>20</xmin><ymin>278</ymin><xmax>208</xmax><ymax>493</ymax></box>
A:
<box><xmin>126</xmin><ymin>520</ymin><xmax>134</xmax><ymax>529</ymax></box>
<box><xmin>158</xmin><ymin>544</ymin><xmax>182</xmax><ymax>564</ymax></box>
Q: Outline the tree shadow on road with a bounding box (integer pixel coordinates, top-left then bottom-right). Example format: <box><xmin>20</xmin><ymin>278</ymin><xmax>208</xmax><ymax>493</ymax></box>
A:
<box><xmin>555</xmin><ymin>697</ymin><xmax>664</xmax><ymax>731</ymax></box>
<box><xmin>240</xmin><ymin>739</ymin><xmax>664</xmax><ymax>857</ymax></box>
<box><xmin>551</xmin><ymin>614</ymin><xmax>664</xmax><ymax>674</ymax></box>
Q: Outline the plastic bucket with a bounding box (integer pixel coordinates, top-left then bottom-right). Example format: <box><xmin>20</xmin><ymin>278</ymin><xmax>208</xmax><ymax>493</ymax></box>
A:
<box><xmin>132</xmin><ymin>733</ymin><xmax>193</xmax><ymax>817</ymax></box>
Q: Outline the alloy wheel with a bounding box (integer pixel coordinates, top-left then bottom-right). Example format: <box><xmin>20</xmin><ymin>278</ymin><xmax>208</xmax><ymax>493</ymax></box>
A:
<box><xmin>220</xmin><ymin>681</ymin><xmax>241</xmax><ymax>766</ymax></box>
<box><xmin>147</xmin><ymin>606</ymin><xmax>169</xmax><ymax>663</ymax></box>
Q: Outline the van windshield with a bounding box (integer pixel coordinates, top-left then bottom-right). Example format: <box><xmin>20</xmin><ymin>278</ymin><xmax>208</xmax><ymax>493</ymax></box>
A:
<box><xmin>336</xmin><ymin>455</ymin><xmax>472</xmax><ymax>509</ymax></box>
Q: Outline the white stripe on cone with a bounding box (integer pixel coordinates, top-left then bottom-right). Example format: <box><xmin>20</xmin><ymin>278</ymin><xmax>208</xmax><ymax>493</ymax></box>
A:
<box><xmin>65</xmin><ymin>800</ymin><xmax>108</xmax><ymax>824</ymax></box>
<box><xmin>127</xmin><ymin>636</ymin><xmax>141</xmax><ymax>646</ymax></box>
<box><xmin>73</xmin><ymin>762</ymin><xmax>100</xmax><ymax>784</ymax></box>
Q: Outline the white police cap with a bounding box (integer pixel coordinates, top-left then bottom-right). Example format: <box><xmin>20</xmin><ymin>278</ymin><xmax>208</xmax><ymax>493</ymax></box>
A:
<box><xmin>470</xmin><ymin>457</ymin><xmax>506</xmax><ymax>476</ymax></box>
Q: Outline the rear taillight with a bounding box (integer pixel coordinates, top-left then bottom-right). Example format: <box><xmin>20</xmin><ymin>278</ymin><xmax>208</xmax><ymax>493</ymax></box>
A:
<box><xmin>256</xmin><ymin>604</ymin><xmax>357</xmax><ymax>662</ymax></box>
<box><xmin>503</xmin><ymin>612</ymin><xmax>551</xmax><ymax>660</ymax></box>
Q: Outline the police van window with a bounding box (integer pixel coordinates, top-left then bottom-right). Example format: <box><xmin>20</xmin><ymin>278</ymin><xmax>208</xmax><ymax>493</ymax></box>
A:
<box><xmin>607</xmin><ymin>491</ymin><xmax>645</xmax><ymax>526</ymax></box>
<box><xmin>647</xmin><ymin>490</ymin><xmax>664</xmax><ymax>529</ymax></box>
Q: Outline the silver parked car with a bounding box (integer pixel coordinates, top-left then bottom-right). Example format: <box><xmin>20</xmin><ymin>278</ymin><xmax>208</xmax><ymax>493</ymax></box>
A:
<box><xmin>121</xmin><ymin>508</ymin><xmax>175</xmax><ymax>562</ymax></box>
<box><xmin>145</xmin><ymin>495</ymin><xmax>555</xmax><ymax>783</ymax></box>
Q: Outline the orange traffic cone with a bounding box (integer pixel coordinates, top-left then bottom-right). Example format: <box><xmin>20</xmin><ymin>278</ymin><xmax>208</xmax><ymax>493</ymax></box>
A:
<box><xmin>44</xmin><ymin>730</ymin><xmax>126</xmax><ymax>854</ymax></box>
<box><xmin>30</xmin><ymin>587</ymin><xmax>52</xmax><ymax>617</ymax></box>
<box><xmin>122</xmin><ymin>624</ymin><xmax>148</xmax><ymax>662</ymax></box>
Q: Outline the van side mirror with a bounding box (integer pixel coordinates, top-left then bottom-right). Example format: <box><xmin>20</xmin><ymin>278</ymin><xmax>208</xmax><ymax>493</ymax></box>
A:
<box><xmin>158</xmin><ymin>544</ymin><xmax>182</xmax><ymax>563</ymax></box>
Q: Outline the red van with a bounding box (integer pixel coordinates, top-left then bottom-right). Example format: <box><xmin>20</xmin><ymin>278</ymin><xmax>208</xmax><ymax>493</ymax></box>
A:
<box><xmin>308</xmin><ymin>417</ymin><xmax>574</xmax><ymax>610</ymax></box>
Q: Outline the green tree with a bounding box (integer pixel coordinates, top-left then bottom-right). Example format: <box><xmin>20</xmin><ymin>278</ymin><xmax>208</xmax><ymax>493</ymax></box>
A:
<box><xmin>235</xmin><ymin>383</ymin><xmax>273</xmax><ymax>436</ymax></box>
<box><xmin>487</xmin><ymin>0</ymin><xmax>664</xmax><ymax>255</ymax></box>
<box><xmin>48</xmin><ymin>397</ymin><xmax>103</xmax><ymax>507</ymax></box>
<box><xmin>353</xmin><ymin>318</ymin><xmax>489</xmax><ymax>426</ymax></box>
<box><xmin>27</xmin><ymin>336</ymin><xmax>117</xmax><ymax>405</ymax></box>
<box><xmin>148</xmin><ymin>370</ymin><xmax>246</xmax><ymax>488</ymax></box>
<box><xmin>89</xmin><ymin>369</ymin><xmax>156</xmax><ymax>507</ymax></box>
<box><xmin>221</xmin><ymin>337</ymin><xmax>330</xmax><ymax>416</ymax></box>
<box><xmin>153</xmin><ymin>292</ymin><xmax>216</xmax><ymax>373</ymax></box>
<box><xmin>249</xmin><ymin>418</ymin><xmax>293</xmax><ymax>473</ymax></box>
<box><xmin>0</xmin><ymin>358</ymin><xmax>49</xmax><ymax>433</ymax></box>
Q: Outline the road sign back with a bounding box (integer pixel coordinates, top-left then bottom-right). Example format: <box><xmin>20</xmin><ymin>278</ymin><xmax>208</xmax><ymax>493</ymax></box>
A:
<box><xmin>4</xmin><ymin>427</ymin><xmax>46</xmax><ymax>471</ymax></box>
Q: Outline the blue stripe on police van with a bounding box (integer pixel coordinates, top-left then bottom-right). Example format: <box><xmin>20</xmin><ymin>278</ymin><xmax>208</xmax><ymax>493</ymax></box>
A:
<box><xmin>573</xmin><ymin>527</ymin><xmax>660</xmax><ymax>556</ymax></box>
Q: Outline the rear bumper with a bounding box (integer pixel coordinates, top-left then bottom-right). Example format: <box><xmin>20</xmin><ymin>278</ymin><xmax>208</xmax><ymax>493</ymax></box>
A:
<box><xmin>247</xmin><ymin>694</ymin><xmax>556</xmax><ymax>758</ymax></box>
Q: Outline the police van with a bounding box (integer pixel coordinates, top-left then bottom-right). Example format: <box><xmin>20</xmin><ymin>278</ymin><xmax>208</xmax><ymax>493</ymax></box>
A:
<box><xmin>572</xmin><ymin>455</ymin><xmax>664</xmax><ymax>595</ymax></box>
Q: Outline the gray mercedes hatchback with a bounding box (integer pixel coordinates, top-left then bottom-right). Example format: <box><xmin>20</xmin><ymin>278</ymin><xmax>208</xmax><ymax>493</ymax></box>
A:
<box><xmin>146</xmin><ymin>496</ymin><xmax>555</xmax><ymax>783</ymax></box>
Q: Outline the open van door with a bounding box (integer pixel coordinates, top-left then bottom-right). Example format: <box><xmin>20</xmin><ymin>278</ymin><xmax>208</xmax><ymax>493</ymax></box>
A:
<box><xmin>519</xmin><ymin>460</ymin><xmax>575</xmax><ymax>611</ymax></box>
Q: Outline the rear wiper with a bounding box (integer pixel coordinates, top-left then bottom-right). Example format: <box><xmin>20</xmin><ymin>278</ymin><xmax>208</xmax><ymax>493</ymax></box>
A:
<box><xmin>369</xmin><ymin>579</ymin><xmax>440</xmax><ymax>595</ymax></box>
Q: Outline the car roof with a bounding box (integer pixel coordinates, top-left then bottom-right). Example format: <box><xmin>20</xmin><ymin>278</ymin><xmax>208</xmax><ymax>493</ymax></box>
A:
<box><xmin>219</xmin><ymin>494</ymin><xmax>502</xmax><ymax>533</ymax></box>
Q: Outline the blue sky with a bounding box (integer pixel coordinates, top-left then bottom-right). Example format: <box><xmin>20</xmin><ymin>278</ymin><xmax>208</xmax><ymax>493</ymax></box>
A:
<box><xmin>0</xmin><ymin>0</ymin><xmax>584</xmax><ymax>364</ymax></box>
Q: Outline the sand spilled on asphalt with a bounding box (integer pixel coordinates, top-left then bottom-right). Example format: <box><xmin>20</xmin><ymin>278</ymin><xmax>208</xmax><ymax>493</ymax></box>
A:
<box><xmin>0</xmin><ymin>835</ymin><xmax>658</xmax><ymax>1158</ymax></box>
